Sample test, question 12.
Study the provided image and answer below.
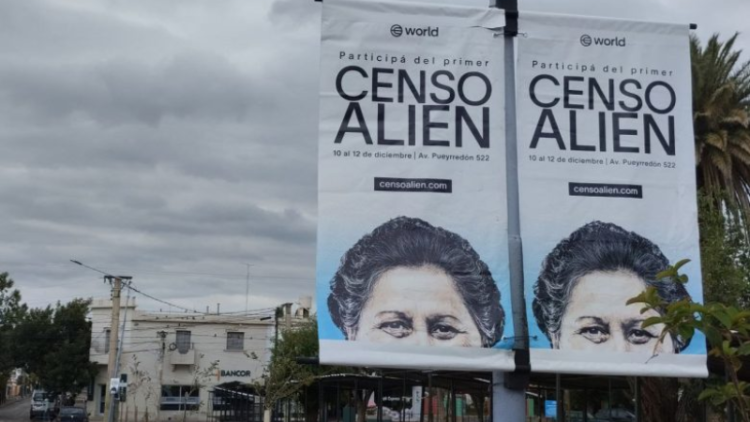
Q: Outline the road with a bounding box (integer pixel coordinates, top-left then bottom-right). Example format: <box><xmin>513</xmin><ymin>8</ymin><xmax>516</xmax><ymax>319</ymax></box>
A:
<box><xmin>0</xmin><ymin>397</ymin><xmax>29</xmax><ymax>422</ymax></box>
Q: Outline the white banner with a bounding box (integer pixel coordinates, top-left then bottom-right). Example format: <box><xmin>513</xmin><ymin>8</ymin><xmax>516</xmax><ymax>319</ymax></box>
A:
<box><xmin>517</xmin><ymin>13</ymin><xmax>707</xmax><ymax>377</ymax></box>
<box><xmin>316</xmin><ymin>0</ymin><xmax>513</xmax><ymax>370</ymax></box>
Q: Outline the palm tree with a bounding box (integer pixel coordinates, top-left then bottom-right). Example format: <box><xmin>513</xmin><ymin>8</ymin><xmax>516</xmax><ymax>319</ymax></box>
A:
<box><xmin>692</xmin><ymin>33</ymin><xmax>750</xmax><ymax>215</ymax></box>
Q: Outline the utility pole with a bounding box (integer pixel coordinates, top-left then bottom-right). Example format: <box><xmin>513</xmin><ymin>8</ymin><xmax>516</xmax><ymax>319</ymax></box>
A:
<box><xmin>156</xmin><ymin>331</ymin><xmax>167</xmax><ymax>422</ymax></box>
<box><xmin>103</xmin><ymin>275</ymin><xmax>129</xmax><ymax>422</ymax></box>
<box><xmin>69</xmin><ymin>261</ymin><xmax>134</xmax><ymax>422</ymax></box>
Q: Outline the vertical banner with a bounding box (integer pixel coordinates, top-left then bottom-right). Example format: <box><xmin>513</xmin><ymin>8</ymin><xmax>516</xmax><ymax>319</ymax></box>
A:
<box><xmin>517</xmin><ymin>13</ymin><xmax>707</xmax><ymax>377</ymax></box>
<box><xmin>317</xmin><ymin>0</ymin><xmax>513</xmax><ymax>370</ymax></box>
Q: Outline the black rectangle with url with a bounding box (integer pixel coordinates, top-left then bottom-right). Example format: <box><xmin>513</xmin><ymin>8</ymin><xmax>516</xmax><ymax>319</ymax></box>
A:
<box><xmin>569</xmin><ymin>182</ymin><xmax>643</xmax><ymax>199</ymax></box>
<box><xmin>374</xmin><ymin>177</ymin><xmax>452</xmax><ymax>193</ymax></box>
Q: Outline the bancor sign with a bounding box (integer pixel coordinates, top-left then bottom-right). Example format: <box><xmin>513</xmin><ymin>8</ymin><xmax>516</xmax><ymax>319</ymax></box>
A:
<box><xmin>216</xmin><ymin>369</ymin><xmax>251</xmax><ymax>380</ymax></box>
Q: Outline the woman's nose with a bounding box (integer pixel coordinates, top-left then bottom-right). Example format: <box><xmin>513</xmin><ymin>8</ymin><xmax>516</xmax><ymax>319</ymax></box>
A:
<box><xmin>401</xmin><ymin>329</ymin><xmax>431</xmax><ymax>346</ymax></box>
<box><xmin>608</xmin><ymin>331</ymin><xmax>631</xmax><ymax>352</ymax></box>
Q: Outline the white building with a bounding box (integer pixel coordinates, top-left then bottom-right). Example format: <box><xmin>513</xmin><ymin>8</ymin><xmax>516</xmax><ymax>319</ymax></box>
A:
<box><xmin>87</xmin><ymin>297</ymin><xmax>310</xmax><ymax>422</ymax></box>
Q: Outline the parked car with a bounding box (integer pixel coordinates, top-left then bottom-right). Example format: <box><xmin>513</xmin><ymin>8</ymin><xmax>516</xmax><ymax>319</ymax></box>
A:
<box><xmin>30</xmin><ymin>390</ymin><xmax>51</xmax><ymax>420</ymax></box>
<box><xmin>55</xmin><ymin>407</ymin><xmax>88</xmax><ymax>422</ymax></box>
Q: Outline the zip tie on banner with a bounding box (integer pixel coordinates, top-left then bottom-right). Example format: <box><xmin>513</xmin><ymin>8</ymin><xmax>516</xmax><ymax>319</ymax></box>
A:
<box><xmin>484</xmin><ymin>27</ymin><xmax>527</xmax><ymax>37</ymax></box>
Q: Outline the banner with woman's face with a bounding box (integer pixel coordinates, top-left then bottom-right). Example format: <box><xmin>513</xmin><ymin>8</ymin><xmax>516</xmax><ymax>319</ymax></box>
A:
<box><xmin>517</xmin><ymin>13</ymin><xmax>707</xmax><ymax>377</ymax></box>
<box><xmin>316</xmin><ymin>0</ymin><xmax>514</xmax><ymax>370</ymax></box>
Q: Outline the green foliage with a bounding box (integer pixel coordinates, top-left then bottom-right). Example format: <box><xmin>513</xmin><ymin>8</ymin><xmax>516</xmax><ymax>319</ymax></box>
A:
<box><xmin>0</xmin><ymin>272</ymin><xmax>26</xmax><ymax>402</ymax></box>
<box><xmin>629</xmin><ymin>262</ymin><xmax>750</xmax><ymax>421</ymax></box>
<box><xmin>253</xmin><ymin>317</ymin><xmax>348</xmax><ymax>414</ymax></box>
<box><xmin>253</xmin><ymin>318</ymin><xmax>323</xmax><ymax>410</ymax></box>
<box><xmin>692</xmin><ymin>33</ymin><xmax>750</xmax><ymax>218</ymax></box>
<box><xmin>10</xmin><ymin>298</ymin><xmax>96</xmax><ymax>396</ymax></box>
<box><xmin>698</xmin><ymin>191</ymin><xmax>750</xmax><ymax>307</ymax></box>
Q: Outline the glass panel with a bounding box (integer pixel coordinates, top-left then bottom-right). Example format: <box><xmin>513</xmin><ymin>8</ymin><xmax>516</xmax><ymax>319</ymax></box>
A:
<box><xmin>176</xmin><ymin>331</ymin><xmax>191</xmax><ymax>354</ymax></box>
<box><xmin>227</xmin><ymin>332</ymin><xmax>244</xmax><ymax>350</ymax></box>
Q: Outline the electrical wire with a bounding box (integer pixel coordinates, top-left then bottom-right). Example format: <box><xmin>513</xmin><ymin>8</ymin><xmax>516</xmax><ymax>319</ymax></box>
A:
<box><xmin>71</xmin><ymin>260</ymin><xmax>288</xmax><ymax>317</ymax></box>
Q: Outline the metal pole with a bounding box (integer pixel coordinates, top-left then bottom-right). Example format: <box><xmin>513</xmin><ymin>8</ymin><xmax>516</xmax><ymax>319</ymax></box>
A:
<box><xmin>496</xmin><ymin>0</ymin><xmax>527</xmax><ymax>355</ymax></box>
<box><xmin>377</xmin><ymin>376</ymin><xmax>383</xmax><ymax>422</ymax></box>
<box><xmin>492</xmin><ymin>373</ymin><xmax>525</xmax><ymax>422</ymax></box>
<box><xmin>491</xmin><ymin>1</ymin><xmax>529</xmax><ymax>420</ymax></box>
<box><xmin>556</xmin><ymin>374</ymin><xmax>562</xmax><ymax>421</ymax></box>
<box><xmin>634</xmin><ymin>378</ymin><xmax>640</xmax><ymax>422</ymax></box>
<box><xmin>402</xmin><ymin>372</ymin><xmax>407</xmax><ymax>422</ymax></box>
<box><xmin>319</xmin><ymin>383</ymin><xmax>325</xmax><ymax>422</ymax></box>
<box><xmin>428</xmin><ymin>375</ymin><xmax>433</xmax><ymax>422</ymax></box>
<box><xmin>608</xmin><ymin>378</ymin><xmax>613</xmax><ymax>421</ymax></box>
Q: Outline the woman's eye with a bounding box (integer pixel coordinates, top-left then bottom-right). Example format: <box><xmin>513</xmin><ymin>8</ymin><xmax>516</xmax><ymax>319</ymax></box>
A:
<box><xmin>430</xmin><ymin>324</ymin><xmax>460</xmax><ymax>340</ymax></box>
<box><xmin>627</xmin><ymin>329</ymin><xmax>656</xmax><ymax>345</ymax></box>
<box><xmin>378</xmin><ymin>321</ymin><xmax>412</xmax><ymax>338</ymax></box>
<box><xmin>577</xmin><ymin>326</ymin><xmax>609</xmax><ymax>344</ymax></box>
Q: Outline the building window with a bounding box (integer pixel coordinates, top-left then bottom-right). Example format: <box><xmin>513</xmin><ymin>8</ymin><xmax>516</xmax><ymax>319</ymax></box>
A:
<box><xmin>104</xmin><ymin>329</ymin><xmax>111</xmax><ymax>354</ymax></box>
<box><xmin>176</xmin><ymin>330</ymin><xmax>191</xmax><ymax>354</ymax></box>
<box><xmin>226</xmin><ymin>332</ymin><xmax>244</xmax><ymax>351</ymax></box>
<box><xmin>160</xmin><ymin>385</ymin><xmax>200</xmax><ymax>411</ymax></box>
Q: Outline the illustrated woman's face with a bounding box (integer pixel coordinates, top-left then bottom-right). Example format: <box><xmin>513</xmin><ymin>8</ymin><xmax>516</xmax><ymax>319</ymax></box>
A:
<box><xmin>555</xmin><ymin>270</ymin><xmax>674</xmax><ymax>353</ymax></box>
<box><xmin>350</xmin><ymin>265</ymin><xmax>483</xmax><ymax>347</ymax></box>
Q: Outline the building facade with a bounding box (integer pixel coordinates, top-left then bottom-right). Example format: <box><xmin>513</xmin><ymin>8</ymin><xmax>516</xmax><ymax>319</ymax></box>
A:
<box><xmin>87</xmin><ymin>298</ymin><xmax>307</xmax><ymax>422</ymax></box>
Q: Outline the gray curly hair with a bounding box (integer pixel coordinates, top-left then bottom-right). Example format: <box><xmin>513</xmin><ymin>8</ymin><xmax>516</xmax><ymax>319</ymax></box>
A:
<box><xmin>327</xmin><ymin>216</ymin><xmax>504</xmax><ymax>347</ymax></box>
<box><xmin>532</xmin><ymin>221</ymin><xmax>692</xmax><ymax>352</ymax></box>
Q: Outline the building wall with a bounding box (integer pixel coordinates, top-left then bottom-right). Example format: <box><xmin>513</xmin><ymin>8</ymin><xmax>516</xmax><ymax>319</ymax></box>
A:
<box><xmin>87</xmin><ymin>298</ymin><xmax>277</xmax><ymax>422</ymax></box>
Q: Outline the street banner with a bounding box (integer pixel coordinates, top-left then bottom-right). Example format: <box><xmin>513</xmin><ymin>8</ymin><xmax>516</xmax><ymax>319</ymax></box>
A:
<box><xmin>316</xmin><ymin>0</ymin><xmax>513</xmax><ymax>370</ymax></box>
<box><xmin>517</xmin><ymin>13</ymin><xmax>707</xmax><ymax>377</ymax></box>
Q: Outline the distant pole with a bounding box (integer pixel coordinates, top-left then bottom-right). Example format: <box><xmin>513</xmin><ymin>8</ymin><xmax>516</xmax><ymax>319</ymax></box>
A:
<box><xmin>245</xmin><ymin>264</ymin><xmax>252</xmax><ymax>313</ymax></box>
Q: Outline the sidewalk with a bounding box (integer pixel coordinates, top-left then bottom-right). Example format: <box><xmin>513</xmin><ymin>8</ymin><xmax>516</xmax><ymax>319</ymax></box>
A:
<box><xmin>0</xmin><ymin>395</ymin><xmax>24</xmax><ymax>408</ymax></box>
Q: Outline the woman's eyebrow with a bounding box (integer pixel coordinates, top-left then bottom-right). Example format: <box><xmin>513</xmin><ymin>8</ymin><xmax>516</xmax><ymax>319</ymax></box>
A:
<box><xmin>426</xmin><ymin>315</ymin><xmax>462</xmax><ymax>324</ymax></box>
<box><xmin>621</xmin><ymin>318</ymin><xmax>646</xmax><ymax>331</ymax></box>
<box><xmin>575</xmin><ymin>316</ymin><xmax>607</xmax><ymax>325</ymax></box>
<box><xmin>375</xmin><ymin>311</ymin><xmax>411</xmax><ymax>320</ymax></box>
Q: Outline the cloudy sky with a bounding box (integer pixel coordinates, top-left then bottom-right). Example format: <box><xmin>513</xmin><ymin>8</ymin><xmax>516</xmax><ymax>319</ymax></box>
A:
<box><xmin>1</xmin><ymin>0</ymin><xmax>748</xmax><ymax>314</ymax></box>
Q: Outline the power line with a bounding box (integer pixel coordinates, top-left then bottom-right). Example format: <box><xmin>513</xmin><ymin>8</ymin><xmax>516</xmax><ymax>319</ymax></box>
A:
<box><xmin>70</xmin><ymin>259</ymin><xmax>211</xmax><ymax>315</ymax></box>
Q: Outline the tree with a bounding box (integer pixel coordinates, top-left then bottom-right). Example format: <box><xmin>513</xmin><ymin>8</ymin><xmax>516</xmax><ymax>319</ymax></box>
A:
<box><xmin>0</xmin><ymin>272</ymin><xmax>26</xmax><ymax>404</ymax></box>
<box><xmin>253</xmin><ymin>318</ymin><xmax>322</xmax><ymax>422</ymax></box>
<box><xmin>252</xmin><ymin>318</ymin><xmax>357</xmax><ymax>422</ymax></box>
<box><xmin>699</xmin><ymin>191</ymin><xmax>750</xmax><ymax>307</ymax></box>
<box><xmin>629</xmin><ymin>260</ymin><xmax>750</xmax><ymax>421</ymax></box>
<box><xmin>693</xmin><ymin>33</ymin><xmax>750</xmax><ymax>217</ymax></box>
<box><xmin>10</xmin><ymin>299</ymin><xmax>96</xmax><ymax>397</ymax></box>
<box><xmin>43</xmin><ymin>299</ymin><xmax>98</xmax><ymax>396</ymax></box>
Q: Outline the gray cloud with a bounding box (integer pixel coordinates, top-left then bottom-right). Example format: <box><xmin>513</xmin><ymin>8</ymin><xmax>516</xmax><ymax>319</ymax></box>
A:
<box><xmin>0</xmin><ymin>0</ymin><xmax>747</xmax><ymax>315</ymax></box>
